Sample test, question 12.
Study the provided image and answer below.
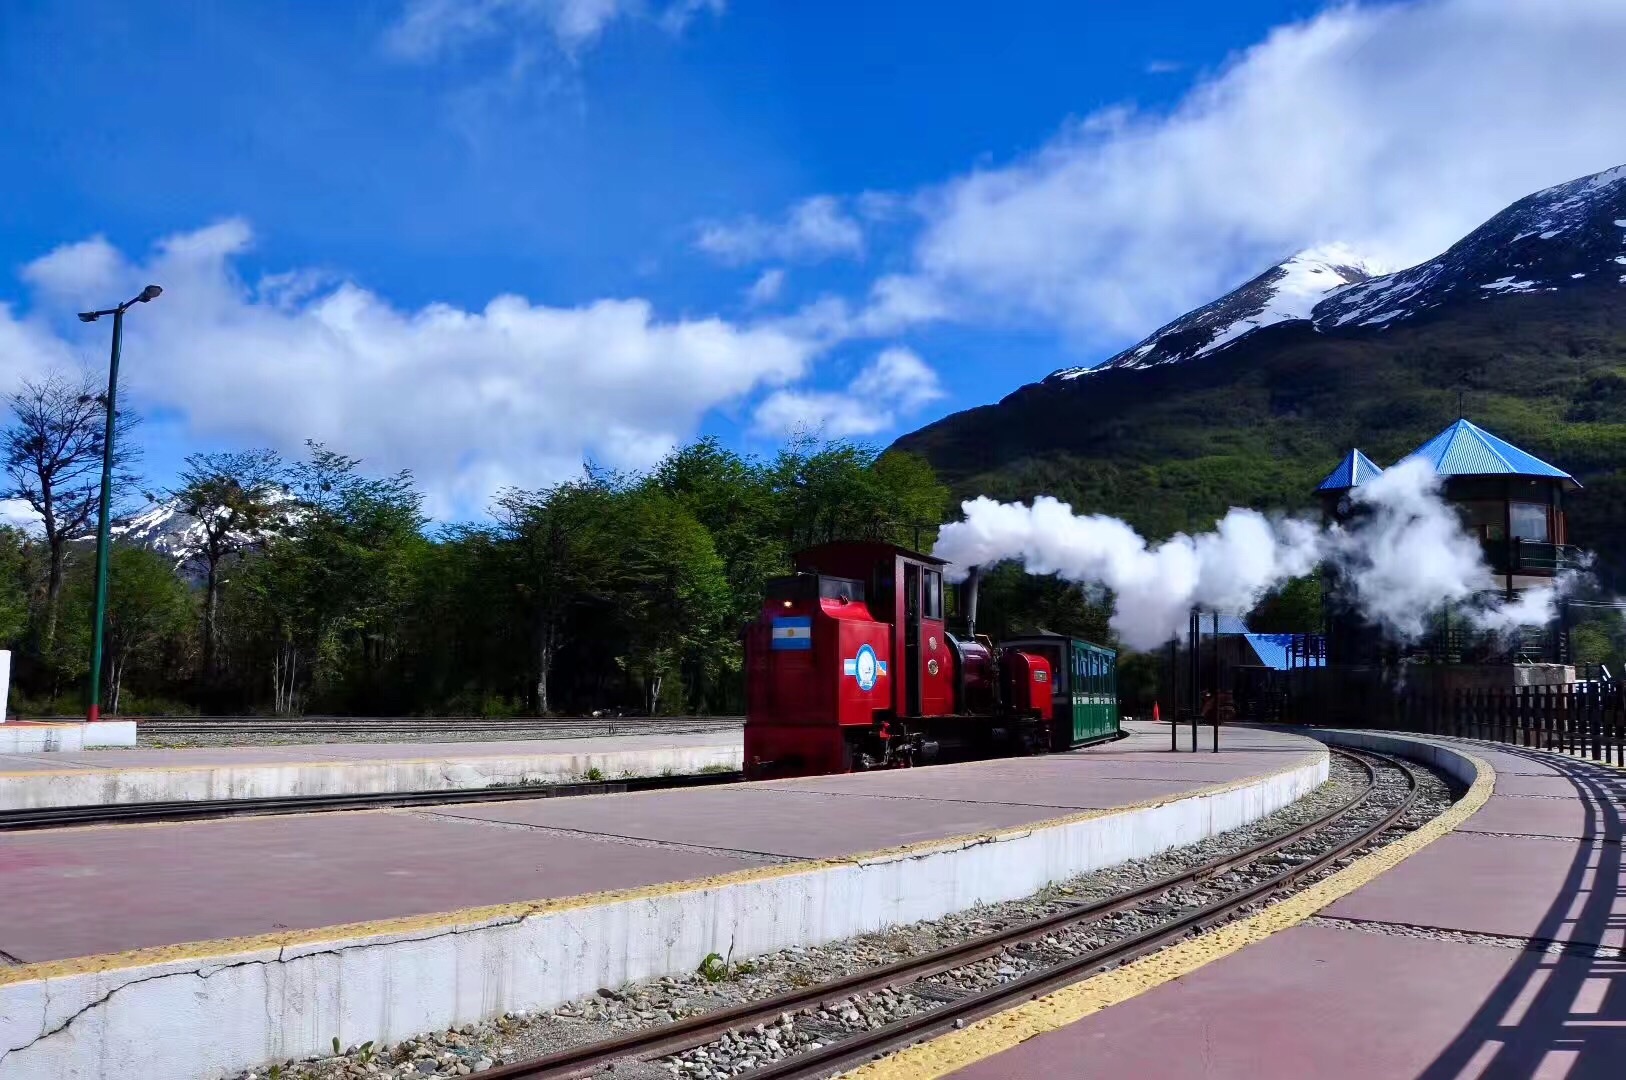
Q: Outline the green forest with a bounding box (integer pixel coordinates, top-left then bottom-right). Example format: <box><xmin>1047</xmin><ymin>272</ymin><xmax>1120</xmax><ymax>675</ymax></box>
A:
<box><xmin>2</xmin><ymin>372</ymin><xmax>1126</xmax><ymax>717</ymax></box>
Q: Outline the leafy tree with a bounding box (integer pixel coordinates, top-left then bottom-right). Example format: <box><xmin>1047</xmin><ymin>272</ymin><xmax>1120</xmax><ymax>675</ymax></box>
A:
<box><xmin>612</xmin><ymin>490</ymin><xmax>731</xmax><ymax>713</ymax></box>
<box><xmin>652</xmin><ymin>438</ymin><xmax>785</xmax><ymax>634</ymax></box>
<box><xmin>2</xmin><ymin>374</ymin><xmax>140</xmax><ymax>649</ymax></box>
<box><xmin>971</xmin><ymin>563</ymin><xmax>1112</xmax><ymax>642</ymax></box>
<box><xmin>770</xmin><ymin>438</ymin><xmax>949</xmax><ymax>550</ymax></box>
<box><xmin>0</xmin><ymin>526</ymin><xmax>31</xmax><ymax>649</ymax></box>
<box><xmin>1248</xmin><ymin>575</ymin><xmax>1324</xmax><ymax>633</ymax></box>
<box><xmin>96</xmin><ymin>546</ymin><xmax>195</xmax><ymax>715</ymax></box>
<box><xmin>492</xmin><ymin>480</ymin><xmax>622</xmax><ymax>714</ymax></box>
<box><xmin>171</xmin><ymin>449</ymin><xmax>287</xmax><ymax>678</ymax></box>
<box><xmin>237</xmin><ymin>444</ymin><xmax>423</xmax><ymax>713</ymax></box>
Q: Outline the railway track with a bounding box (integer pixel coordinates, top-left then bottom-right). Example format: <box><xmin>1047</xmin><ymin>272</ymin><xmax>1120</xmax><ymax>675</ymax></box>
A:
<box><xmin>477</xmin><ymin>748</ymin><xmax>1427</xmax><ymax>1080</ymax></box>
<box><xmin>0</xmin><ymin>769</ymin><xmax>745</xmax><ymax>832</ymax></box>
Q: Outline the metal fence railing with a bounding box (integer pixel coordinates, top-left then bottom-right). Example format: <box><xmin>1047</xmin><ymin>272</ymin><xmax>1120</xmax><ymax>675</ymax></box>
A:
<box><xmin>1394</xmin><ymin>683</ymin><xmax>1626</xmax><ymax>767</ymax></box>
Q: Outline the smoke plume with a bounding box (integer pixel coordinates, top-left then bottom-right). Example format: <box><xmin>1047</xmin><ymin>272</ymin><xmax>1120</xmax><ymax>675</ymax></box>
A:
<box><xmin>933</xmin><ymin>458</ymin><xmax>1569</xmax><ymax>650</ymax></box>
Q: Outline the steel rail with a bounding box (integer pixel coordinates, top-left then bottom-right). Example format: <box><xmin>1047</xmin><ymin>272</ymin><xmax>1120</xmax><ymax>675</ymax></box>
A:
<box><xmin>0</xmin><ymin>770</ymin><xmax>745</xmax><ymax>832</ymax></box>
<box><xmin>479</xmin><ymin>749</ymin><xmax>1404</xmax><ymax>1080</ymax></box>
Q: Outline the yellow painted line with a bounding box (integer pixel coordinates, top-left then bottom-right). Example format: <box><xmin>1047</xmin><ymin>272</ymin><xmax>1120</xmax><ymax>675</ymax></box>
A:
<box><xmin>0</xmin><ymin>740</ymin><xmax>1328</xmax><ymax>985</ymax></box>
<box><xmin>839</xmin><ymin>737</ymin><xmax>1495</xmax><ymax>1080</ymax></box>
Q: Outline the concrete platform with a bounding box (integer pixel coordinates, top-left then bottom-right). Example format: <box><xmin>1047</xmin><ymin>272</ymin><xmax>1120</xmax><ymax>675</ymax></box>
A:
<box><xmin>0</xmin><ymin>730</ymin><xmax>743</xmax><ymax>808</ymax></box>
<box><xmin>0</xmin><ymin>722</ymin><xmax>1326</xmax><ymax>1079</ymax></box>
<box><xmin>0</xmin><ymin>720</ymin><xmax>136</xmax><ymax>753</ymax></box>
<box><xmin>913</xmin><ymin>730</ymin><xmax>1626</xmax><ymax>1080</ymax></box>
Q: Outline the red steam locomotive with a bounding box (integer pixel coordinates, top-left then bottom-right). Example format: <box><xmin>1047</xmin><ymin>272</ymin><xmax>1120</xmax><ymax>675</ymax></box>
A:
<box><xmin>744</xmin><ymin>541</ymin><xmax>1110</xmax><ymax>778</ymax></box>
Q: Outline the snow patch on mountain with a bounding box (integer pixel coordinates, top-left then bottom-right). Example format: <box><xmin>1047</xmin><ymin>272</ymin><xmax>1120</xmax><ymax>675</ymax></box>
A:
<box><xmin>112</xmin><ymin>495</ymin><xmax>290</xmax><ymax>577</ymax></box>
<box><xmin>1042</xmin><ymin>164</ymin><xmax>1626</xmax><ymax>386</ymax></box>
<box><xmin>1313</xmin><ymin>164</ymin><xmax>1626</xmax><ymax>329</ymax></box>
<box><xmin>1049</xmin><ymin>244</ymin><xmax>1381</xmax><ymax>380</ymax></box>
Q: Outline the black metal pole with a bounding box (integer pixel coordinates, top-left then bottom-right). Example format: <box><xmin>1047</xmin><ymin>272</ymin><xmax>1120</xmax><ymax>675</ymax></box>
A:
<box><xmin>86</xmin><ymin>306</ymin><xmax>124</xmax><ymax>723</ymax></box>
<box><xmin>1169</xmin><ymin>638</ymin><xmax>1178</xmax><ymax>752</ymax></box>
<box><xmin>1212</xmin><ymin>610</ymin><xmax>1220</xmax><ymax>752</ymax></box>
<box><xmin>1189</xmin><ymin>609</ymin><xmax>1199</xmax><ymax>752</ymax></box>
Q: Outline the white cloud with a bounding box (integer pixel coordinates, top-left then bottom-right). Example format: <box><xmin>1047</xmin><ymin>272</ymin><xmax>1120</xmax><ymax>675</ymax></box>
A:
<box><xmin>745</xmin><ymin>268</ymin><xmax>786</xmax><ymax>306</ymax></box>
<box><xmin>659</xmin><ymin>0</ymin><xmax>725</xmax><ymax>34</ymax></box>
<box><xmin>753</xmin><ymin>346</ymin><xmax>944</xmax><ymax>438</ymax></box>
<box><xmin>696</xmin><ymin>195</ymin><xmax>865</xmax><ymax>265</ymax></box>
<box><xmin>0</xmin><ymin>300</ymin><xmax>77</xmax><ymax>395</ymax></box>
<box><xmin>385</xmin><ymin>0</ymin><xmax>722</xmax><ymax>60</ymax></box>
<box><xmin>1144</xmin><ymin>59</ymin><xmax>1184</xmax><ymax>75</ymax></box>
<box><xmin>871</xmin><ymin>0</ymin><xmax>1626</xmax><ymax>345</ymax></box>
<box><xmin>20</xmin><ymin>236</ymin><xmax>124</xmax><ymax>298</ymax></box>
<box><xmin>0</xmin><ymin>499</ymin><xmax>43</xmax><ymax>535</ymax></box>
<box><xmin>12</xmin><ymin>221</ymin><xmax>818</xmax><ymax>519</ymax></box>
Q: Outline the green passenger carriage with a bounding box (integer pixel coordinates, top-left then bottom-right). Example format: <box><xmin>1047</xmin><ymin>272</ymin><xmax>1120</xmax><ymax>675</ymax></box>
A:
<box><xmin>1001</xmin><ymin>634</ymin><xmax>1120</xmax><ymax>749</ymax></box>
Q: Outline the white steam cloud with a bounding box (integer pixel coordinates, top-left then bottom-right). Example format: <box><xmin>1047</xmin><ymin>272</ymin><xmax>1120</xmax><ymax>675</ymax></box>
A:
<box><xmin>934</xmin><ymin>459</ymin><xmax>1571</xmax><ymax>650</ymax></box>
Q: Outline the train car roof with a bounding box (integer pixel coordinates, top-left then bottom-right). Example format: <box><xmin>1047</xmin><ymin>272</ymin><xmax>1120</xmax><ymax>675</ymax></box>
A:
<box><xmin>793</xmin><ymin>540</ymin><xmax>948</xmax><ymax>567</ymax></box>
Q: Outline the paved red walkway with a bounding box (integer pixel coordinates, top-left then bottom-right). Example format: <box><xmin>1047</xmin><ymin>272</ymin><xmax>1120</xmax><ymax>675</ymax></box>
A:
<box><xmin>0</xmin><ymin>723</ymin><xmax>1318</xmax><ymax>965</ymax></box>
<box><xmin>945</xmin><ymin>738</ymin><xmax>1626</xmax><ymax>1080</ymax></box>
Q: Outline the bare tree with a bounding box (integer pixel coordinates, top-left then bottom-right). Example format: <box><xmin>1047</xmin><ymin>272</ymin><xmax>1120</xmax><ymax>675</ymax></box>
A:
<box><xmin>2</xmin><ymin>374</ymin><xmax>141</xmax><ymax>648</ymax></box>
<box><xmin>171</xmin><ymin>450</ymin><xmax>288</xmax><ymax>678</ymax></box>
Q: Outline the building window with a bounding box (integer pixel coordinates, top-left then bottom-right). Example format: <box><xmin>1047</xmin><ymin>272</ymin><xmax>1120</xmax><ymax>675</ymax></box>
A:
<box><xmin>1510</xmin><ymin>502</ymin><xmax>1550</xmax><ymax>542</ymax></box>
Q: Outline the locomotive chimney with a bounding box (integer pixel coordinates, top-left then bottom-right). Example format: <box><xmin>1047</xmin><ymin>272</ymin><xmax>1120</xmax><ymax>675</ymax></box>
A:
<box><xmin>963</xmin><ymin>565</ymin><xmax>982</xmax><ymax>639</ymax></box>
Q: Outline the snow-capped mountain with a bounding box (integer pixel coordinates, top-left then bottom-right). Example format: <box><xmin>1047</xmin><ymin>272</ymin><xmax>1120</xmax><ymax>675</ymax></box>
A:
<box><xmin>111</xmin><ymin>501</ymin><xmax>213</xmax><ymax>569</ymax></box>
<box><xmin>1314</xmin><ymin>164</ymin><xmax>1626</xmax><ymax>328</ymax></box>
<box><xmin>1050</xmin><ymin>245</ymin><xmax>1380</xmax><ymax>380</ymax></box>
<box><xmin>1049</xmin><ymin>163</ymin><xmax>1626</xmax><ymax>381</ymax></box>
<box><xmin>112</xmin><ymin>495</ymin><xmax>290</xmax><ymax>577</ymax></box>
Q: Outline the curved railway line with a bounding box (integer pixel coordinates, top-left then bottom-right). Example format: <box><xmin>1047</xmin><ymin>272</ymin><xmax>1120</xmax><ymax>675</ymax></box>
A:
<box><xmin>473</xmin><ymin>748</ymin><xmax>1431</xmax><ymax>1080</ymax></box>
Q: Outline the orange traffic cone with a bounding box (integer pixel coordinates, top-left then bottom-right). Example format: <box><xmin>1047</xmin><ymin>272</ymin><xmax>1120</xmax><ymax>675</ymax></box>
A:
<box><xmin>1153</xmin><ymin>701</ymin><xmax>1162</xmax><ymax>724</ymax></box>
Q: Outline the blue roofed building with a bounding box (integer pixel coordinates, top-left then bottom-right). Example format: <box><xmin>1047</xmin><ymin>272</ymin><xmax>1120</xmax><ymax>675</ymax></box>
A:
<box><xmin>1319</xmin><ymin>418</ymin><xmax>1581</xmax><ymax>596</ymax></box>
<box><xmin>1315</xmin><ymin>448</ymin><xmax>1385</xmax><ymax>493</ymax></box>
<box><xmin>1312</xmin><ymin>418</ymin><xmax>1581</xmax><ymax>674</ymax></box>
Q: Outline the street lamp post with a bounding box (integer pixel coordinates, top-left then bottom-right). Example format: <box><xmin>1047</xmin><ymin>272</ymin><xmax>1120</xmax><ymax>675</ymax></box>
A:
<box><xmin>77</xmin><ymin>285</ymin><xmax>162</xmax><ymax>722</ymax></box>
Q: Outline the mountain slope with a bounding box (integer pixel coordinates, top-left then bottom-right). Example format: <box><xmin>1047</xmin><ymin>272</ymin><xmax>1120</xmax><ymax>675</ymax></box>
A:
<box><xmin>895</xmin><ymin>164</ymin><xmax>1626</xmax><ymax>578</ymax></box>
<box><xmin>1051</xmin><ymin>244</ymin><xmax>1380</xmax><ymax>378</ymax></box>
<box><xmin>1315</xmin><ymin>164</ymin><xmax>1626</xmax><ymax>328</ymax></box>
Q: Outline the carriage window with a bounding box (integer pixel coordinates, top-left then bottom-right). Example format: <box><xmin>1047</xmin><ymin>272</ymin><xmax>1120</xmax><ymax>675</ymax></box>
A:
<box><xmin>923</xmin><ymin>569</ymin><xmax>943</xmax><ymax>620</ymax></box>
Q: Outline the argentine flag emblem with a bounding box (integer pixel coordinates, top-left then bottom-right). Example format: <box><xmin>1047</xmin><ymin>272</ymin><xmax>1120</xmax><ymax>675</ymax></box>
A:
<box><xmin>771</xmin><ymin>616</ymin><xmax>812</xmax><ymax>650</ymax></box>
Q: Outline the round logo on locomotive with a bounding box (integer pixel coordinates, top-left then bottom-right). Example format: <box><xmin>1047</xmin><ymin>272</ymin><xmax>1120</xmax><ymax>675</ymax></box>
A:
<box><xmin>854</xmin><ymin>644</ymin><xmax>880</xmax><ymax>692</ymax></box>
<box><xmin>926</xmin><ymin>659</ymin><xmax>939</xmax><ymax>676</ymax></box>
<box><xmin>928</xmin><ymin>635</ymin><xmax>938</xmax><ymax>651</ymax></box>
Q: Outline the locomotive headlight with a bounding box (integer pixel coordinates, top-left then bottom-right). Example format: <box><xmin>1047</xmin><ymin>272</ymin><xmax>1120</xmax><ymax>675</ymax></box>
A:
<box><xmin>782</xmin><ymin>600</ymin><xmax>794</xmax><ymax>608</ymax></box>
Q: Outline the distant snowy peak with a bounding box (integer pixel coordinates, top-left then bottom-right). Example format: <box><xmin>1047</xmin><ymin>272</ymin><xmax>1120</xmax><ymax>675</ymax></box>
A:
<box><xmin>1047</xmin><ymin>163</ymin><xmax>1626</xmax><ymax>383</ymax></box>
<box><xmin>112</xmin><ymin>494</ymin><xmax>290</xmax><ymax>573</ymax></box>
<box><xmin>1049</xmin><ymin>245</ymin><xmax>1380</xmax><ymax>380</ymax></box>
<box><xmin>111</xmin><ymin>501</ymin><xmax>215</xmax><ymax>569</ymax></box>
<box><xmin>1313</xmin><ymin>164</ymin><xmax>1626</xmax><ymax>329</ymax></box>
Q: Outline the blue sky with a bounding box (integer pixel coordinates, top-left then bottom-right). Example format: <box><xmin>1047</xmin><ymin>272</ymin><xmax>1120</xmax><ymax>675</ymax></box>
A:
<box><xmin>3</xmin><ymin>0</ymin><xmax>1625</xmax><ymax>520</ymax></box>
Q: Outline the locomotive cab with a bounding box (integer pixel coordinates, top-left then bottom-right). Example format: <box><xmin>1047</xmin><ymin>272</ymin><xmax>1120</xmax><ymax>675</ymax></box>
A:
<box><xmin>745</xmin><ymin>541</ymin><xmax>1065</xmax><ymax>778</ymax></box>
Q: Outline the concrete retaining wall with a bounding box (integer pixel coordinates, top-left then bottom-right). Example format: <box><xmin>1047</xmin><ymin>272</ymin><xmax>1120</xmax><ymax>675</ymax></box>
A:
<box><xmin>0</xmin><ymin>740</ymin><xmax>743</xmax><ymax>809</ymax></box>
<box><xmin>1306</xmin><ymin>727</ymin><xmax>1482</xmax><ymax>788</ymax></box>
<box><xmin>0</xmin><ymin>745</ymin><xmax>1327</xmax><ymax>1079</ymax></box>
<box><xmin>0</xmin><ymin>721</ymin><xmax>136</xmax><ymax>755</ymax></box>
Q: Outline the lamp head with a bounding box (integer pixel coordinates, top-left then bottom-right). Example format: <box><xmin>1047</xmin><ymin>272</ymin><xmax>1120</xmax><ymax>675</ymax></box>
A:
<box><xmin>77</xmin><ymin>311</ymin><xmax>100</xmax><ymax>323</ymax></box>
<box><xmin>136</xmin><ymin>285</ymin><xmax>163</xmax><ymax>303</ymax></box>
